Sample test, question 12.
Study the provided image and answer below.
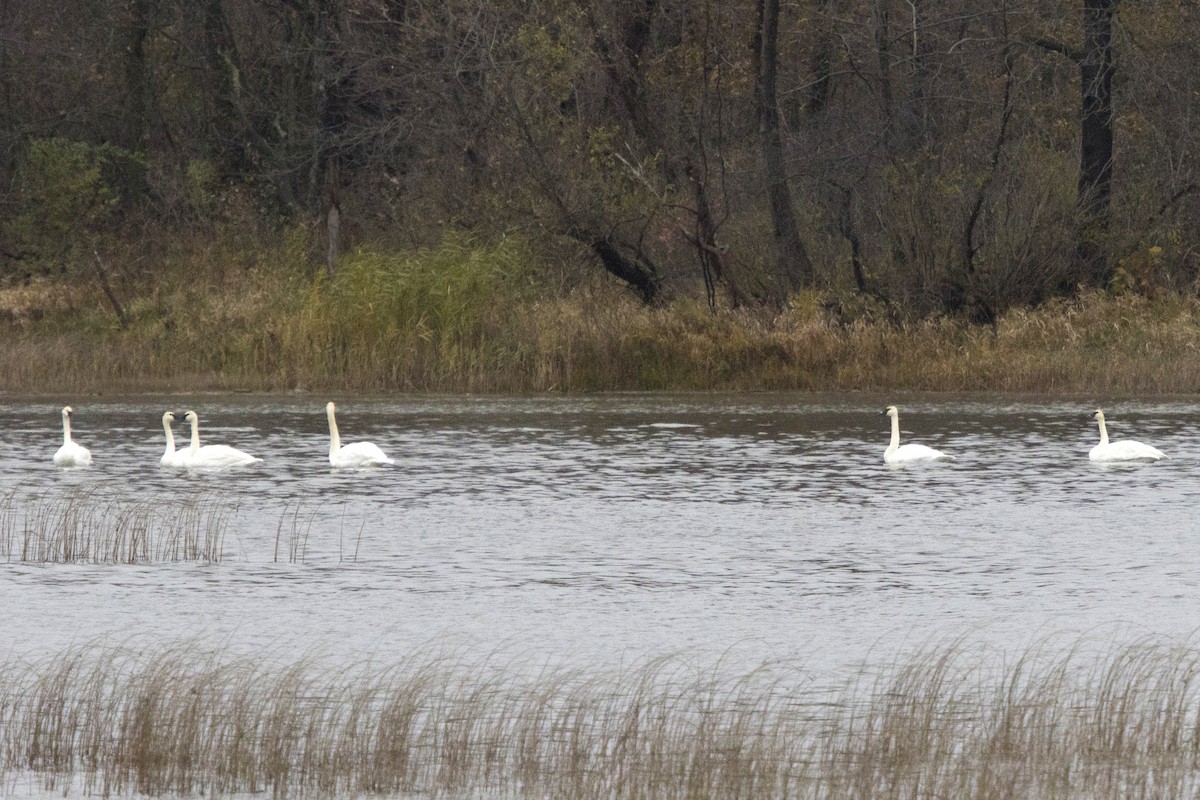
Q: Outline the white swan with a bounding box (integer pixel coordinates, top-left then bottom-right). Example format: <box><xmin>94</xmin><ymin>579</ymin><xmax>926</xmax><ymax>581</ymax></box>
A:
<box><xmin>53</xmin><ymin>406</ymin><xmax>92</xmax><ymax>467</ymax></box>
<box><xmin>1089</xmin><ymin>409</ymin><xmax>1165</xmax><ymax>462</ymax></box>
<box><xmin>327</xmin><ymin>401</ymin><xmax>394</xmax><ymax>467</ymax></box>
<box><xmin>178</xmin><ymin>410</ymin><xmax>262</xmax><ymax>468</ymax></box>
<box><xmin>883</xmin><ymin>405</ymin><xmax>952</xmax><ymax>463</ymax></box>
<box><xmin>160</xmin><ymin>411</ymin><xmax>187</xmax><ymax>467</ymax></box>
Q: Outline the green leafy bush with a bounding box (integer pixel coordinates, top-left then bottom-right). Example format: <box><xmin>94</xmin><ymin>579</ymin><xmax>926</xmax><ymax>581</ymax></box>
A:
<box><xmin>310</xmin><ymin>235</ymin><xmax>536</xmax><ymax>346</ymax></box>
<box><xmin>4</xmin><ymin>138</ymin><xmax>142</xmax><ymax>269</ymax></box>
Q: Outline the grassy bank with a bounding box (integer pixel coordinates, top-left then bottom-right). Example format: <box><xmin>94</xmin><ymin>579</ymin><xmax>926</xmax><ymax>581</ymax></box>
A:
<box><xmin>4</xmin><ymin>640</ymin><xmax>1200</xmax><ymax>798</ymax></box>
<box><xmin>5</xmin><ymin>236</ymin><xmax>1200</xmax><ymax>395</ymax></box>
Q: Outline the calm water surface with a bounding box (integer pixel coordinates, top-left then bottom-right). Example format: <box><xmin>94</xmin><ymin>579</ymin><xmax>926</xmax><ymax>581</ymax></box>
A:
<box><xmin>2</xmin><ymin>393</ymin><xmax>1198</xmax><ymax>679</ymax></box>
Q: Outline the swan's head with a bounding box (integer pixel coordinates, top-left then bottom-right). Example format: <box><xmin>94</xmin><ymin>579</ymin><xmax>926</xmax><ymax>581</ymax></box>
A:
<box><xmin>883</xmin><ymin>405</ymin><xmax>898</xmax><ymax>418</ymax></box>
<box><xmin>183</xmin><ymin>410</ymin><xmax>198</xmax><ymax>424</ymax></box>
<box><xmin>162</xmin><ymin>411</ymin><xmax>177</xmax><ymax>424</ymax></box>
<box><xmin>326</xmin><ymin>401</ymin><xmax>336</xmax><ymax>415</ymax></box>
<box><xmin>1091</xmin><ymin>409</ymin><xmax>1105</xmax><ymax>424</ymax></box>
<box><xmin>61</xmin><ymin>406</ymin><xmax>73</xmax><ymax>418</ymax></box>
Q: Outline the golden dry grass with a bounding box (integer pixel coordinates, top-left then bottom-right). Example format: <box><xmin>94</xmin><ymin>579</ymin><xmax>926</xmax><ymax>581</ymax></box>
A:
<box><xmin>0</xmin><ymin>488</ymin><xmax>232</xmax><ymax>563</ymax></box>
<box><xmin>3</xmin><ymin>641</ymin><xmax>1200</xmax><ymax>798</ymax></box>
<box><xmin>5</xmin><ymin>236</ymin><xmax>1200</xmax><ymax>395</ymax></box>
<box><xmin>0</xmin><ymin>490</ymin><xmax>332</xmax><ymax>565</ymax></box>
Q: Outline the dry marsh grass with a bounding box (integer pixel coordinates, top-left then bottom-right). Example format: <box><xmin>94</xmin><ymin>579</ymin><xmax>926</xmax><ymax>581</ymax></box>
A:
<box><xmin>5</xmin><ymin>236</ymin><xmax>1200</xmax><ymax>394</ymax></box>
<box><xmin>3</xmin><ymin>642</ymin><xmax>1200</xmax><ymax>799</ymax></box>
<box><xmin>0</xmin><ymin>490</ymin><xmax>327</xmax><ymax>565</ymax></box>
<box><xmin>0</xmin><ymin>488</ymin><xmax>234</xmax><ymax>564</ymax></box>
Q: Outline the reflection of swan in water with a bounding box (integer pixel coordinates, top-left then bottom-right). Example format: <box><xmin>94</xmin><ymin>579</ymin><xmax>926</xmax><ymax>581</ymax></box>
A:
<box><xmin>53</xmin><ymin>406</ymin><xmax>93</xmax><ymax>467</ymax></box>
<box><xmin>883</xmin><ymin>405</ymin><xmax>952</xmax><ymax>464</ymax></box>
<box><xmin>179</xmin><ymin>410</ymin><xmax>262</xmax><ymax>468</ymax></box>
<box><xmin>1089</xmin><ymin>409</ymin><xmax>1165</xmax><ymax>462</ymax></box>
<box><xmin>160</xmin><ymin>411</ymin><xmax>186</xmax><ymax>467</ymax></box>
<box><xmin>327</xmin><ymin>401</ymin><xmax>394</xmax><ymax>468</ymax></box>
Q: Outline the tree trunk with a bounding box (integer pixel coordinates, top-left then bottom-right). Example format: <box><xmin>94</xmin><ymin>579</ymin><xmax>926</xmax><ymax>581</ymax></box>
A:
<box><xmin>908</xmin><ymin>0</ymin><xmax>931</xmax><ymax>144</ymax></box>
<box><xmin>874</xmin><ymin>0</ymin><xmax>895</xmax><ymax>153</ymax></box>
<box><xmin>1076</xmin><ymin>0</ymin><xmax>1116</xmax><ymax>286</ymax></box>
<box><xmin>832</xmin><ymin>184</ymin><xmax>867</xmax><ymax>295</ymax></box>
<box><xmin>324</xmin><ymin>161</ymin><xmax>341</xmax><ymax>276</ymax></box>
<box><xmin>591</xmin><ymin>0</ymin><xmax>658</xmax><ymax>136</ymax></box>
<box><xmin>313</xmin><ymin>0</ymin><xmax>348</xmax><ymax>272</ymax></box>
<box><xmin>802</xmin><ymin>0</ymin><xmax>835</xmax><ymax>120</ymax></box>
<box><xmin>685</xmin><ymin>156</ymin><xmax>745</xmax><ymax>309</ymax></box>
<box><xmin>121</xmin><ymin>0</ymin><xmax>151</xmax><ymax>152</ymax></box>
<box><xmin>953</xmin><ymin>16</ymin><xmax>1014</xmax><ymax>325</ymax></box>
<box><xmin>755</xmin><ymin>0</ymin><xmax>814</xmax><ymax>295</ymax></box>
<box><xmin>201</xmin><ymin>0</ymin><xmax>246</xmax><ymax>176</ymax></box>
<box><xmin>569</xmin><ymin>230</ymin><xmax>662</xmax><ymax>305</ymax></box>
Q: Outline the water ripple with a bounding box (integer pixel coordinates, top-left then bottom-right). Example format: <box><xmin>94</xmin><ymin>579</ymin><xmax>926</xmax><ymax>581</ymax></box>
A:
<box><xmin>2</xmin><ymin>393</ymin><xmax>1199</xmax><ymax>676</ymax></box>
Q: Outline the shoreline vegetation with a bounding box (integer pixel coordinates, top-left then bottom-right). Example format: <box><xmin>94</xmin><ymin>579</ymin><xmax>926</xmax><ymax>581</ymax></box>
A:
<box><xmin>3</xmin><ymin>236</ymin><xmax>1200</xmax><ymax>397</ymax></box>
<box><xmin>3</xmin><ymin>639</ymin><xmax>1200</xmax><ymax>799</ymax></box>
<box><xmin>6</xmin><ymin>4</ymin><xmax>1200</xmax><ymax>399</ymax></box>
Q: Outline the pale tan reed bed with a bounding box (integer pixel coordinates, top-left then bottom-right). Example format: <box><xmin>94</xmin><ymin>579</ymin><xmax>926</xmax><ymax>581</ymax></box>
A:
<box><xmin>0</xmin><ymin>488</ymin><xmax>233</xmax><ymax>564</ymax></box>
<box><xmin>0</xmin><ymin>489</ymin><xmax>327</xmax><ymax>565</ymax></box>
<box><xmin>2</xmin><ymin>642</ymin><xmax>1200</xmax><ymax>798</ymax></box>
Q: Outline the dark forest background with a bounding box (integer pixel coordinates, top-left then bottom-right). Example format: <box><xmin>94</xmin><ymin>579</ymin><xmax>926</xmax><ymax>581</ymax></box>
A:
<box><xmin>1</xmin><ymin>0</ymin><xmax>1195</xmax><ymax>324</ymax></box>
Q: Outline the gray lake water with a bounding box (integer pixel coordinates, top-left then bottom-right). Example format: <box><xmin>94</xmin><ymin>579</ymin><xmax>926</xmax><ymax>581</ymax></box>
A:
<box><xmin>2</xmin><ymin>393</ymin><xmax>1198</xmax><ymax>680</ymax></box>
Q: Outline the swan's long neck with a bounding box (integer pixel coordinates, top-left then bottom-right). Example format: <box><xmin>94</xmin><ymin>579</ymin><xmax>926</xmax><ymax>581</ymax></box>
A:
<box><xmin>162</xmin><ymin>418</ymin><xmax>175</xmax><ymax>455</ymax></box>
<box><xmin>1097</xmin><ymin>417</ymin><xmax>1109</xmax><ymax>446</ymax></box>
<box><xmin>888</xmin><ymin>413</ymin><xmax>901</xmax><ymax>453</ymax></box>
<box><xmin>62</xmin><ymin>414</ymin><xmax>72</xmax><ymax>446</ymax></box>
<box><xmin>327</xmin><ymin>407</ymin><xmax>341</xmax><ymax>455</ymax></box>
<box><xmin>188</xmin><ymin>416</ymin><xmax>201</xmax><ymax>454</ymax></box>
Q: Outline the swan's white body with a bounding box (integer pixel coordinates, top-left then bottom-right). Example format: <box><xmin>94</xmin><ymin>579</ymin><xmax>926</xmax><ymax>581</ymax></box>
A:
<box><xmin>179</xmin><ymin>410</ymin><xmax>261</xmax><ymax>468</ymax></box>
<box><xmin>1089</xmin><ymin>409</ymin><xmax>1165</xmax><ymax>462</ymax></box>
<box><xmin>327</xmin><ymin>401</ymin><xmax>394</xmax><ymax>468</ymax></box>
<box><xmin>53</xmin><ymin>406</ymin><xmax>92</xmax><ymax>467</ymax></box>
<box><xmin>883</xmin><ymin>405</ymin><xmax>951</xmax><ymax>464</ymax></box>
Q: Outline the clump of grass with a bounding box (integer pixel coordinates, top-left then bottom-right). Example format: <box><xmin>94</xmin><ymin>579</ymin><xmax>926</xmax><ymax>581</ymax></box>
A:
<box><xmin>273</xmin><ymin>502</ymin><xmax>315</xmax><ymax>564</ymax></box>
<box><xmin>4</xmin><ymin>641</ymin><xmax>1200</xmax><ymax>798</ymax></box>
<box><xmin>288</xmin><ymin>234</ymin><xmax>538</xmax><ymax>391</ymax></box>
<box><xmin>0</xmin><ymin>491</ymin><xmax>375</xmax><ymax>565</ymax></box>
<box><xmin>0</xmin><ymin>488</ymin><xmax>234</xmax><ymax>564</ymax></box>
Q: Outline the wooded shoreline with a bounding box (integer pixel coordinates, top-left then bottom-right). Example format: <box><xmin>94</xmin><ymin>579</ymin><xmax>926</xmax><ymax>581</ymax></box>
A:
<box><xmin>4</xmin><ymin>2</ymin><xmax>1200</xmax><ymax>332</ymax></box>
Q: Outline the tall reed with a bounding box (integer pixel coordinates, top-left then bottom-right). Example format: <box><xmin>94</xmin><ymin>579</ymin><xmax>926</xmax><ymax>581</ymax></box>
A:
<box><xmin>3</xmin><ymin>641</ymin><xmax>1200</xmax><ymax>798</ymax></box>
<box><xmin>0</xmin><ymin>488</ymin><xmax>234</xmax><ymax>564</ymax></box>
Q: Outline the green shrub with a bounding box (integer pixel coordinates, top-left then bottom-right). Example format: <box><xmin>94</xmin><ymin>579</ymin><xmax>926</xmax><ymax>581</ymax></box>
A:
<box><xmin>309</xmin><ymin>235</ymin><xmax>536</xmax><ymax>346</ymax></box>
<box><xmin>4</xmin><ymin>138</ymin><xmax>142</xmax><ymax>270</ymax></box>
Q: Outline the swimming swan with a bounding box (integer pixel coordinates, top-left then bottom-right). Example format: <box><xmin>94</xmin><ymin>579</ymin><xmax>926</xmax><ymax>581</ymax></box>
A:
<box><xmin>1089</xmin><ymin>409</ymin><xmax>1165</xmax><ymax>462</ymax></box>
<box><xmin>53</xmin><ymin>406</ymin><xmax>92</xmax><ymax>467</ymax></box>
<box><xmin>179</xmin><ymin>410</ymin><xmax>262</xmax><ymax>468</ymax></box>
<box><xmin>160</xmin><ymin>411</ymin><xmax>187</xmax><ymax>467</ymax></box>
<box><xmin>327</xmin><ymin>401</ymin><xmax>394</xmax><ymax>467</ymax></box>
<box><xmin>883</xmin><ymin>405</ymin><xmax>952</xmax><ymax>463</ymax></box>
